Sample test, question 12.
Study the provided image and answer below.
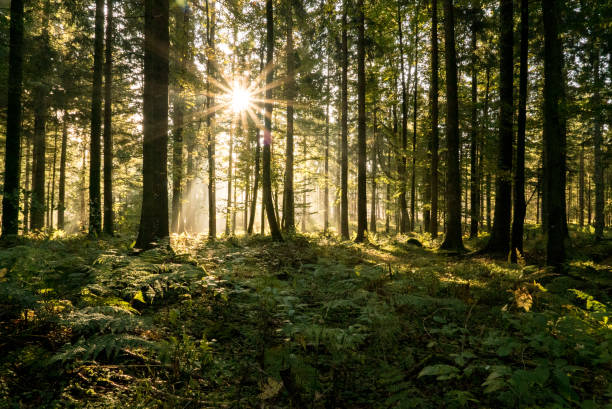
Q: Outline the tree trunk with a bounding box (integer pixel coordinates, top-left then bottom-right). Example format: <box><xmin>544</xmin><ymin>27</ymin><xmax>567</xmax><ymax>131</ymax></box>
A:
<box><xmin>410</xmin><ymin>3</ymin><xmax>420</xmax><ymax>232</ymax></box>
<box><xmin>542</xmin><ymin>0</ymin><xmax>566</xmax><ymax>267</ymax></box>
<box><xmin>579</xmin><ymin>142</ymin><xmax>584</xmax><ymax>227</ymax></box>
<box><xmin>340</xmin><ymin>0</ymin><xmax>350</xmax><ymax>240</ymax></box>
<box><xmin>263</xmin><ymin>0</ymin><xmax>283</xmax><ymax>241</ymax></box>
<box><xmin>439</xmin><ymin>0</ymin><xmax>463</xmax><ymax>251</ymax></box>
<box><xmin>50</xmin><ymin>120</ymin><xmax>58</xmax><ymax>230</ymax></box>
<box><xmin>324</xmin><ymin>55</ymin><xmax>330</xmax><ymax>233</ymax></box>
<box><xmin>23</xmin><ymin>135</ymin><xmax>31</xmax><ymax>234</ymax></box>
<box><xmin>397</xmin><ymin>0</ymin><xmax>409</xmax><ymax>234</ymax></box>
<box><xmin>592</xmin><ymin>41</ymin><xmax>604</xmax><ymax>240</ymax></box>
<box><xmin>370</xmin><ymin>108</ymin><xmax>378</xmax><ymax>233</ymax></box>
<box><xmin>469</xmin><ymin>4</ymin><xmax>479</xmax><ymax>239</ymax></box>
<box><xmin>226</xmin><ymin>123</ymin><xmax>233</xmax><ymax>235</ymax></box>
<box><xmin>206</xmin><ymin>0</ymin><xmax>217</xmax><ymax>240</ymax></box>
<box><xmin>429</xmin><ymin>0</ymin><xmax>439</xmax><ymax>238</ymax></box>
<box><xmin>136</xmin><ymin>0</ymin><xmax>170</xmax><ymax>249</ymax></box>
<box><xmin>58</xmin><ymin>114</ymin><xmax>67</xmax><ymax>230</ymax></box>
<box><xmin>1</xmin><ymin>0</ymin><xmax>24</xmax><ymax>238</ymax></box>
<box><xmin>103</xmin><ymin>0</ymin><xmax>114</xmax><ymax>235</ymax></box>
<box><xmin>171</xmin><ymin>2</ymin><xmax>188</xmax><ymax>234</ymax></box>
<box><xmin>89</xmin><ymin>0</ymin><xmax>104</xmax><ymax>236</ymax></box>
<box><xmin>355</xmin><ymin>0</ymin><xmax>367</xmax><ymax>243</ymax></box>
<box><xmin>485</xmin><ymin>0</ymin><xmax>513</xmax><ymax>255</ymax></box>
<box><xmin>511</xmin><ymin>0</ymin><xmax>528</xmax><ymax>262</ymax></box>
<box><xmin>283</xmin><ymin>2</ymin><xmax>295</xmax><ymax>232</ymax></box>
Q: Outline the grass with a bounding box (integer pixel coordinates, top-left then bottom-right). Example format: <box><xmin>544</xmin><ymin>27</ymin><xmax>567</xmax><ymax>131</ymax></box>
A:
<box><xmin>0</xmin><ymin>229</ymin><xmax>611</xmax><ymax>408</ymax></box>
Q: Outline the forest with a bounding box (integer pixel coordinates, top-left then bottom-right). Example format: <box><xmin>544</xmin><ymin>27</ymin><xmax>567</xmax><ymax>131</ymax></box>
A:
<box><xmin>0</xmin><ymin>0</ymin><xmax>611</xmax><ymax>407</ymax></box>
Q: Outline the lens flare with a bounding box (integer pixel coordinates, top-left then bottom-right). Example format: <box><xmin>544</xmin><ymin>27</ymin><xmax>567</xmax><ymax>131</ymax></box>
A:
<box><xmin>230</xmin><ymin>84</ymin><xmax>251</xmax><ymax>113</ymax></box>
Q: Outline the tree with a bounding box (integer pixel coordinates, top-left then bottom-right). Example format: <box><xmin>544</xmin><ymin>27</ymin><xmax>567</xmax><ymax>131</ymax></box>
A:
<box><xmin>89</xmin><ymin>0</ymin><xmax>105</xmax><ymax>236</ymax></box>
<box><xmin>542</xmin><ymin>0</ymin><xmax>566</xmax><ymax>267</ymax></box>
<box><xmin>592</xmin><ymin>40</ymin><xmax>604</xmax><ymax>240</ymax></box>
<box><xmin>1</xmin><ymin>0</ymin><xmax>25</xmax><ymax>238</ymax></box>
<box><xmin>136</xmin><ymin>0</ymin><xmax>170</xmax><ymax>249</ymax></box>
<box><xmin>397</xmin><ymin>0</ymin><xmax>409</xmax><ymax>234</ymax></box>
<box><xmin>282</xmin><ymin>1</ymin><xmax>296</xmax><ymax>233</ymax></box>
<box><xmin>484</xmin><ymin>0</ymin><xmax>512</xmax><ymax>255</ymax></box>
<box><xmin>511</xmin><ymin>0</ymin><xmax>528</xmax><ymax>262</ymax></box>
<box><xmin>469</xmin><ymin>2</ymin><xmax>479</xmax><ymax>239</ymax></box>
<box><xmin>439</xmin><ymin>0</ymin><xmax>463</xmax><ymax>252</ymax></box>
<box><xmin>429</xmin><ymin>0</ymin><xmax>439</xmax><ymax>238</ymax></box>
<box><xmin>206</xmin><ymin>0</ymin><xmax>217</xmax><ymax>240</ymax></box>
<box><xmin>262</xmin><ymin>0</ymin><xmax>283</xmax><ymax>241</ymax></box>
<box><xmin>340</xmin><ymin>0</ymin><xmax>349</xmax><ymax>240</ymax></box>
<box><xmin>103</xmin><ymin>0</ymin><xmax>115</xmax><ymax>235</ymax></box>
<box><xmin>171</xmin><ymin>2</ymin><xmax>188</xmax><ymax>234</ymax></box>
<box><xmin>355</xmin><ymin>0</ymin><xmax>367</xmax><ymax>243</ymax></box>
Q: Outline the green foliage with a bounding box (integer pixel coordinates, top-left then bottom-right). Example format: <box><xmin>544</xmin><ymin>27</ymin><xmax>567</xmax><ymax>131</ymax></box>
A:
<box><xmin>0</xmin><ymin>234</ymin><xmax>610</xmax><ymax>408</ymax></box>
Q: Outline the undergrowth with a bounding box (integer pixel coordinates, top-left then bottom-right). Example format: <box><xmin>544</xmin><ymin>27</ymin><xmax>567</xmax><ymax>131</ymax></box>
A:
<box><xmin>0</xmin><ymin>230</ymin><xmax>611</xmax><ymax>408</ymax></box>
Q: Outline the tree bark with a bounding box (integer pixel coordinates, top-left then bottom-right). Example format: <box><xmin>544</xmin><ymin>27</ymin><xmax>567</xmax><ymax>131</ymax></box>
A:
<box><xmin>592</xmin><ymin>41</ymin><xmax>604</xmax><ymax>240</ymax></box>
<box><xmin>429</xmin><ymin>0</ymin><xmax>439</xmax><ymax>238</ymax></box>
<box><xmin>58</xmin><ymin>113</ymin><xmax>68</xmax><ymax>230</ymax></box>
<box><xmin>324</xmin><ymin>55</ymin><xmax>330</xmax><ymax>233</ymax></box>
<box><xmin>370</xmin><ymin>108</ymin><xmax>378</xmax><ymax>233</ymax></box>
<box><xmin>542</xmin><ymin>0</ymin><xmax>566</xmax><ymax>267</ymax></box>
<box><xmin>439</xmin><ymin>0</ymin><xmax>463</xmax><ymax>251</ymax></box>
<box><xmin>511</xmin><ymin>0</ymin><xmax>528</xmax><ymax>262</ymax></box>
<box><xmin>263</xmin><ymin>0</ymin><xmax>283</xmax><ymax>241</ymax></box>
<box><xmin>485</xmin><ymin>0</ymin><xmax>513</xmax><ymax>255</ymax></box>
<box><xmin>206</xmin><ymin>0</ymin><xmax>217</xmax><ymax>240</ymax></box>
<box><xmin>89</xmin><ymin>0</ymin><xmax>104</xmax><ymax>235</ymax></box>
<box><xmin>355</xmin><ymin>0</ymin><xmax>367</xmax><ymax>242</ymax></box>
<box><xmin>469</xmin><ymin>4</ymin><xmax>479</xmax><ymax>239</ymax></box>
<box><xmin>136</xmin><ymin>0</ymin><xmax>170</xmax><ymax>249</ymax></box>
<box><xmin>103</xmin><ymin>0</ymin><xmax>114</xmax><ymax>235</ymax></box>
<box><xmin>340</xmin><ymin>0</ymin><xmax>350</xmax><ymax>239</ymax></box>
<box><xmin>1</xmin><ymin>0</ymin><xmax>24</xmax><ymax>237</ymax></box>
<box><xmin>410</xmin><ymin>3</ymin><xmax>420</xmax><ymax>232</ymax></box>
<box><xmin>397</xmin><ymin>0</ymin><xmax>409</xmax><ymax>234</ymax></box>
<box><xmin>283</xmin><ymin>2</ymin><xmax>295</xmax><ymax>232</ymax></box>
<box><xmin>171</xmin><ymin>2</ymin><xmax>188</xmax><ymax>234</ymax></box>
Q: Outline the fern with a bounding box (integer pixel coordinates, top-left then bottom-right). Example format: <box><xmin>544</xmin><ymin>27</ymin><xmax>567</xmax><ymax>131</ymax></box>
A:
<box><xmin>50</xmin><ymin>333</ymin><xmax>156</xmax><ymax>364</ymax></box>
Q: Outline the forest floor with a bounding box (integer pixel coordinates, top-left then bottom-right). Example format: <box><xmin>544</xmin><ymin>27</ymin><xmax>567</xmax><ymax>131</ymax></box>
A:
<box><xmin>0</xmin><ymin>228</ymin><xmax>611</xmax><ymax>408</ymax></box>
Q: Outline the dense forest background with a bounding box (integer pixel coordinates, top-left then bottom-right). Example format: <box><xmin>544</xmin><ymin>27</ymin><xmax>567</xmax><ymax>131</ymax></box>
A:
<box><xmin>0</xmin><ymin>0</ymin><xmax>611</xmax><ymax>407</ymax></box>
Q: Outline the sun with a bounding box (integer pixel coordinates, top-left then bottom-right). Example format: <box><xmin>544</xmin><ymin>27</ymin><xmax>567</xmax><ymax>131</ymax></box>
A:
<box><xmin>230</xmin><ymin>83</ymin><xmax>251</xmax><ymax>113</ymax></box>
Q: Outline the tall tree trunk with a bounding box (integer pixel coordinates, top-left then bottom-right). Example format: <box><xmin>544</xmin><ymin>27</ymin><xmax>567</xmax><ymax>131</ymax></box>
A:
<box><xmin>23</xmin><ymin>135</ymin><xmax>31</xmax><ymax>234</ymax></box>
<box><xmin>429</xmin><ymin>0</ymin><xmax>439</xmax><ymax>238</ymax></box>
<box><xmin>226</xmin><ymin>123</ymin><xmax>233</xmax><ymax>235</ymax></box>
<box><xmin>1</xmin><ymin>0</ymin><xmax>24</xmax><ymax>238</ymax></box>
<box><xmin>592</xmin><ymin>41</ymin><xmax>604</xmax><ymax>240</ymax></box>
<box><xmin>370</xmin><ymin>108</ymin><xmax>378</xmax><ymax>233</ymax></box>
<box><xmin>50</xmin><ymin>120</ymin><xmax>58</xmax><ymax>230</ymax></box>
<box><xmin>89</xmin><ymin>0</ymin><xmax>104</xmax><ymax>235</ymax></box>
<box><xmin>79</xmin><ymin>141</ymin><xmax>86</xmax><ymax>230</ymax></box>
<box><xmin>171</xmin><ymin>2</ymin><xmax>187</xmax><ymax>234</ymax></box>
<box><xmin>103</xmin><ymin>0</ymin><xmax>114</xmax><ymax>235</ymax></box>
<box><xmin>542</xmin><ymin>0</ymin><xmax>566</xmax><ymax>267</ymax></box>
<box><xmin>58</xmin><ymin>114</ymin><xmax>68</xmax><ymax>230</ymax></box>
<box><xmin>410</xmin><ymin>3</ymin><xmax>420</xmax><ymax>232</ymax></box>
<box><xmin>439</xmin><ymin>0</ymin><xmax>463</xmax><ymax>251</ymax></box>
<box><xmin>397</xmin><ymin>0</ymin><xmax>409</xmax><ymax>234</ymax></box>
<box><xmin>485</xmin><ymin>0</ymin><xmax>513</xmax><ymax>255</ymax></box>
<box><xmin>283</xmin><ymin>2</ymin><xmax>295</xmax><ymax>232</ymax></box>
<box><xmin>340</xmin><ymin>0</ymin><xmax>350</xmax><ymax>239</ymax></box>
<box><xmin>247</xmin><ymin>48</ymin><xmax>264</xmax><ymax>234</ymax></box>
<box><xmin>324</xmin><ymin>55</ymin><xmax>330</xmax><ymax>233</ymax></box>
<box><xmin>579</xmin><ymin>142</ymin><xmax>584</xmax><ymax>227</ymax></box>
<box><xmin>355</xmin><ymin>0</ymin><xmax>367</xmax><ymax>242</ymax></box>
<box><xmin>206</xmin><ymin>0</ymin><xmax>217</xmax><ymax>240</ymax></box>
<box><xmin>263</xmin><ymin>0</ymin><xmax>283</xmax><ymax>241</ymax></box>
<box><xmin>483</xmin><ymin>63</ymin><xmax>491</xmax><ymax>231</ymax></box>
<box><xmin>31</xmin><ymin>89</ymin><xmax>47</xmax><ymax>231</ymax></box>
<box><xmin>136</xmin><ymin>0</ymin><xmax>170</xmax><ymax>249</ymax></box>
<box><xmin>469</xmin><ymin>4</ymin><xmax>479</xmax><ymax>239</ymax></box>
<box><xmin>511</xmin><ymin>0</ymin><xmax>528</xmax><ymax>262</ymax></box>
